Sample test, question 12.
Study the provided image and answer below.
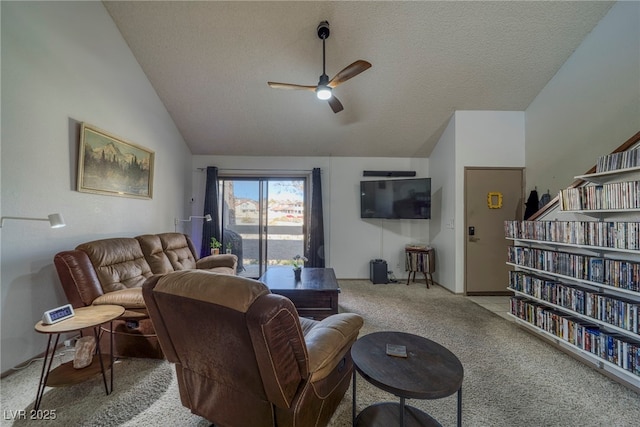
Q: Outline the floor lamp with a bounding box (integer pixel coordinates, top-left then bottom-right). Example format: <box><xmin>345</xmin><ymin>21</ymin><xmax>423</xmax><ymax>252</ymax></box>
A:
<box><xmin>0</xmin><ymin>213</ymin><xmax>66</xmax><ymax>228</ymax></box>
<box><xmin>174</xmin><ymin>214</ymin><xmax>212</xmax><ymax>232</ymax></box>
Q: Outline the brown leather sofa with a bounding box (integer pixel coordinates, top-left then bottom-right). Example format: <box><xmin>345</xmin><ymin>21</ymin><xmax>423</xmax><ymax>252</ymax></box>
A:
<box><xmin>143</xmin><ymin>270</ymin><xmax>364</xmax><ymax>427</ymax></box>
<box><xmin>54</xmin><ymin>232</ymin><xmax>237</xmax><ymax>358</ymax></box>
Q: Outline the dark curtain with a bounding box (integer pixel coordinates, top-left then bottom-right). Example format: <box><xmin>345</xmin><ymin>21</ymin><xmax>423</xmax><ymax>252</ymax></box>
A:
<box><xmin>305</xmin><ymin>168</ymin><xmax>325</xmax><ymax>268</ymax></box>
<box><xmin>201</xmin><ymin>166</ymin><xmax>221</xmax><ymax>258</ymax></box>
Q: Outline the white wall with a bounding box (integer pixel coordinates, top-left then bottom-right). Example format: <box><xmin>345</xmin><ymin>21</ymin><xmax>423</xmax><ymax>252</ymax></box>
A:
<box><xmin>427</xmin><ymin>111</ymin><xmax>526</xmax><ymax>294</ymax></box>
<box><xmin>1</xmin><ymin>2</ymin><xmax>192</xmax><ymax>372</ymax></box>
<box><xmin>454</xmin><ymin>111</ymin><xmax>526</xmax><ymax>294</ymax></box>
<box><xmin>428</xmin><ymin>116</ymin><xmax>457</xmax><ymax>292</ymax></box>
<box><xmin>192</xmin><ymin>156</ymin><xmax>429</xmax><ymax>280</ymax></box>
<box><xmin>526</xmin><ymin>1</ymin><xmax>640</xmax><ymax>198</ymax></box>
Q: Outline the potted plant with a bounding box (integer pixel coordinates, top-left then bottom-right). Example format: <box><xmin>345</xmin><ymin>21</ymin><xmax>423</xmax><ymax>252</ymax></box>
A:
<box><xmin>210</xmin><ymin>237</ymin><xmax>222</xmax><ymax>255</ymax></box>
<box><xmin>225</xmin><ymin>242</ymin><xmax>233</xmax><ymax>254</ymax></box>
<box><xmin>292</xmin><ymin>254</ymin><xmax>308</xmax><ymax>280</ymax></box>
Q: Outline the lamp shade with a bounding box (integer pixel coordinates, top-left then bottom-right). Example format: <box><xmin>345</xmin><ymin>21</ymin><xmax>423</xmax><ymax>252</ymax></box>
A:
<box><xmin>0</xmin><ymin>213</ymin><xmax>66</xmax><ymax>228</ymax></box>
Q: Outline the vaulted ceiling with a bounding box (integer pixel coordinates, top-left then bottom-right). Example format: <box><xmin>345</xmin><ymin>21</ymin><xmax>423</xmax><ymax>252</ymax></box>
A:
<box><xmin>104</xmin><ymin>1</ymin><xmax>613</xmax><ymax>158</ymax></box>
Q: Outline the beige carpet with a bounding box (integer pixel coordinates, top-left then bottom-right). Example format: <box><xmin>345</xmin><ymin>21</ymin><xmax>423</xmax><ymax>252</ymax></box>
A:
<box><xmin>1</xmin><ymin>280</ymin><xmax>639</xmax><ymax>426</ymax></box>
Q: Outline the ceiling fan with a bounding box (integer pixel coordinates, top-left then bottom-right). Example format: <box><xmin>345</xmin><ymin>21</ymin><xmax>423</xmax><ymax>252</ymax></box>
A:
<box><xmin>267</xmin><ymin>21</ymin><xmax>372</xmax><ymax>113</ymax></box>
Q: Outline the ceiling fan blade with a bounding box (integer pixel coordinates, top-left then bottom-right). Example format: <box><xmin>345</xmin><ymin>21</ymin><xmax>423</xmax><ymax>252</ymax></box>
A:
<box><xmin>328</xmin><ymin>96</ymin><xmax>344</xmax><ymax>113</ymax></box>
<box><xmin>267</xmin><ymin>82</ymin><xmax>317</xmax><ymax>91</ymax></box>
<box><xmin>328</xmin><ymin>60</ymin><xmax>372</xmax><ymax>88</ymax></box>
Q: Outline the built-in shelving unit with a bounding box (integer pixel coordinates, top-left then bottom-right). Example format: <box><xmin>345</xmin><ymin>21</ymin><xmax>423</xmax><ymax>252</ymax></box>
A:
<box><xmin>506</xmin><ymin>237</ymin><xmax>640</xmax><ymax>255</ymax></box>
<box><xmin>505</xmin><ymin>140</ymin><xmax>640</xmax><ymax>392</ymax></box>
<box><xmin>574</xmin><ymin>165</ymin><xmax>640</xmax><ymax>184</ymax></box>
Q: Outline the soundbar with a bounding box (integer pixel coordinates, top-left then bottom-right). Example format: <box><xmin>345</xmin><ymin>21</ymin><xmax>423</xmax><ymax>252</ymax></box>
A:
<box><xmin>362</xmin><ymin>171</ymin><xmax>416</xmax><ymax>177</ymax></box>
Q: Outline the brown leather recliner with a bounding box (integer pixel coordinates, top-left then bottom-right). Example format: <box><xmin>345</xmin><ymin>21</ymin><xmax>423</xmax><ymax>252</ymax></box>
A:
<box><xmin>143</xmin><ymin>270</ymin><xmax>364</xmax><ymax>427</ymax></box>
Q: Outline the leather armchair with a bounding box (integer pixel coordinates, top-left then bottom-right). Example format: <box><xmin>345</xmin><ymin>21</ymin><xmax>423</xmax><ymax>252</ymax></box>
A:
<box><xmin>143</xmin><ymin>270</ymin><xmax>364</xmax><ymax>427</ymax></box>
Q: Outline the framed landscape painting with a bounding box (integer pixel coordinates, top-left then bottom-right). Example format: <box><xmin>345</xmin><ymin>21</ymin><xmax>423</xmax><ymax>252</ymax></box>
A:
<box><xmin>77</xmin><ymin>123</ymin><xmax>155</xmax><ymax>199</ymax></box>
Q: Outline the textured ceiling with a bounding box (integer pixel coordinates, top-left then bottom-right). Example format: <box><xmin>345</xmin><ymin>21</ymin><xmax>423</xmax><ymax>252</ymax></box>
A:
<box><xmin>104</xmin><ymin>1</ymin><xmax>613</xmax><ymax>158</ymax></box>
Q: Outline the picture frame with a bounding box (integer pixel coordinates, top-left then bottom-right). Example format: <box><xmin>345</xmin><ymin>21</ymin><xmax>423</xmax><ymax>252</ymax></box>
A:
<box><xmin>77</xmin><ymin>123</ymin><xmax>155</xmax><ymax>199</ymax></box>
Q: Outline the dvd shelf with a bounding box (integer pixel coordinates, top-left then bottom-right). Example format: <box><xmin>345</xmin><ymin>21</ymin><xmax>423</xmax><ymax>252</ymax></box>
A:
<box><xmin>510</xmin><ymin>297</ymin><xmax>640</xmax><ymax>377</ymax></box>
<box><xmin>558</xmin><ymin>180</ymin><xmax>640</xmax><ymax>211</ymax></box>
<box><xmin>596</xmin><ymin>148</ymin><xmax>640</xmax><ymax>173</ymax></box>
<box><xmin>405</xmin><ymin>246</ymin><xmax>435</xmax><ymax>287</ymax></box>
<box><xmin>509</xmin><ymin>271</ymin><xmax>639</xmax><ymax>334</ymax></box>
<box><xmin>506</xmin><ymin>145</ymin><xmax>640</xmax><ymax>391</ymax></box>
<box><xmin>505</xmin><ymin>220</ymin><xmax>639</xmax><ymax>250</ymax></box>
<box><xmin>506</xmin><ymin>246</ymin><xmax>639</xmax><ymax>292</ymax></box>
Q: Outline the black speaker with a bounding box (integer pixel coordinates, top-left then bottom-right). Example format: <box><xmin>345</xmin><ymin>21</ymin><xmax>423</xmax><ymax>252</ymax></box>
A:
<box><xmin>370</xmin><ymin>259</ymin><xmax>388</xmax><ymax>284</ymax></box>
<box><xmin>362</xmin><ymin>171</ymin><xmax>416</xmax><ymax>177</ymax></box>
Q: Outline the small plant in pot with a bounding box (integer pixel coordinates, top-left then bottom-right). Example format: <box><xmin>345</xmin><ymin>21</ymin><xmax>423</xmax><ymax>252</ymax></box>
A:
<box><xmin>210</xmin><ymin>237</ymin><xmax>222</xmax><ymax>255</ymax></box>
<box><xmin>225</xmin><ymin>242</ymin><xmax>233</xmax><ymax>254</ymax></box>
<box><xmin>292</xmin><ymin>254</ymin><xmax>308</xmax><ymax>280</ymax></box>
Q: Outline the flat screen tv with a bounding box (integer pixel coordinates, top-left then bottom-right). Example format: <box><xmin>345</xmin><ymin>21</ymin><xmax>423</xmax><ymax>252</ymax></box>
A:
<box><xmin>360</xmin><ymin>178</ymin><xmax>431</xmax><ymax>219</ymax></box>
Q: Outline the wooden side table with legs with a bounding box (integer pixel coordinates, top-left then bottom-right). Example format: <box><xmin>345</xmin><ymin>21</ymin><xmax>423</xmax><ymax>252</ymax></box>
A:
<box><xmin>33</xmin><ymin>304</ymin><xmax>124</xmax><ymax>411</ymax></box>
<box><xmin>405</xmin><ymin>247</ymin><xmax>435</xmax><ymax>288</ymax></box>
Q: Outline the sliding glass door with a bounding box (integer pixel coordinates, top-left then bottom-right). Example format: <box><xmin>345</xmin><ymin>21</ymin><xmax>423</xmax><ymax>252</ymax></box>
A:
<box><xmin>219</xmin><ymin>177</ymin><xmax>306</xmax><ymax>278</ymax></box>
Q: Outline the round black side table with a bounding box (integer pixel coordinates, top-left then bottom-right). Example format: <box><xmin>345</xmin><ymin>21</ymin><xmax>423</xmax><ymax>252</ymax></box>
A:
<box><xmin>351</xmin><ymin>331</ymin><xmax>463</xmax><ymax>427</ymax></box>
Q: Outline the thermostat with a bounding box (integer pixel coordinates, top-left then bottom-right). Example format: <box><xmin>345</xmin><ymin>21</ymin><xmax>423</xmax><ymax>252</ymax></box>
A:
<box><xmin>42</xmin><ymin>304</ymin><xmax>75</xmax><ymax>325</ymax></box>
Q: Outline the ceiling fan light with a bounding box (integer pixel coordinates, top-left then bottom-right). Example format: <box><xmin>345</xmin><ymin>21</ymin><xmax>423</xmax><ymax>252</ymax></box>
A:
<box><xmin>316</xmin><ymin>86</ymin><xmax>332</xmax><ymax>100</ymax></box>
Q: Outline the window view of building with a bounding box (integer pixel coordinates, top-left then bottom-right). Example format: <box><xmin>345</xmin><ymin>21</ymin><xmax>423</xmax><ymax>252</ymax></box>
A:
<box><xmin>220</xmin><ymin>178</ymin><xmax>306</xmax><ymax>278</ymax></box>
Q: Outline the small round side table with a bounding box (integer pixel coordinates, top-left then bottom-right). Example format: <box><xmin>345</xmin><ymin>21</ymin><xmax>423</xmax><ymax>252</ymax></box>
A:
<box><xmin>351</xmin><ymin>331</ymin><xmax>464</xmax><ymax>427</ymax></box>
<box><xmin>33</xmin><ymin>304</ymin><xmax>124</xmax><ymax>411</ymax></box>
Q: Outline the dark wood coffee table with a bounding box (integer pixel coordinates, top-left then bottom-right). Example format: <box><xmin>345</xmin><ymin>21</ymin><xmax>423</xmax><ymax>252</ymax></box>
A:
<box><xmin>351</xmin><ymin>331</ymin><xmax>463</xmax><ymax>427</ymax></box>
<box><xmin>259</xmin><ymin>267</ymin><xmax>339</xmax><ymax>320</ymax></box>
